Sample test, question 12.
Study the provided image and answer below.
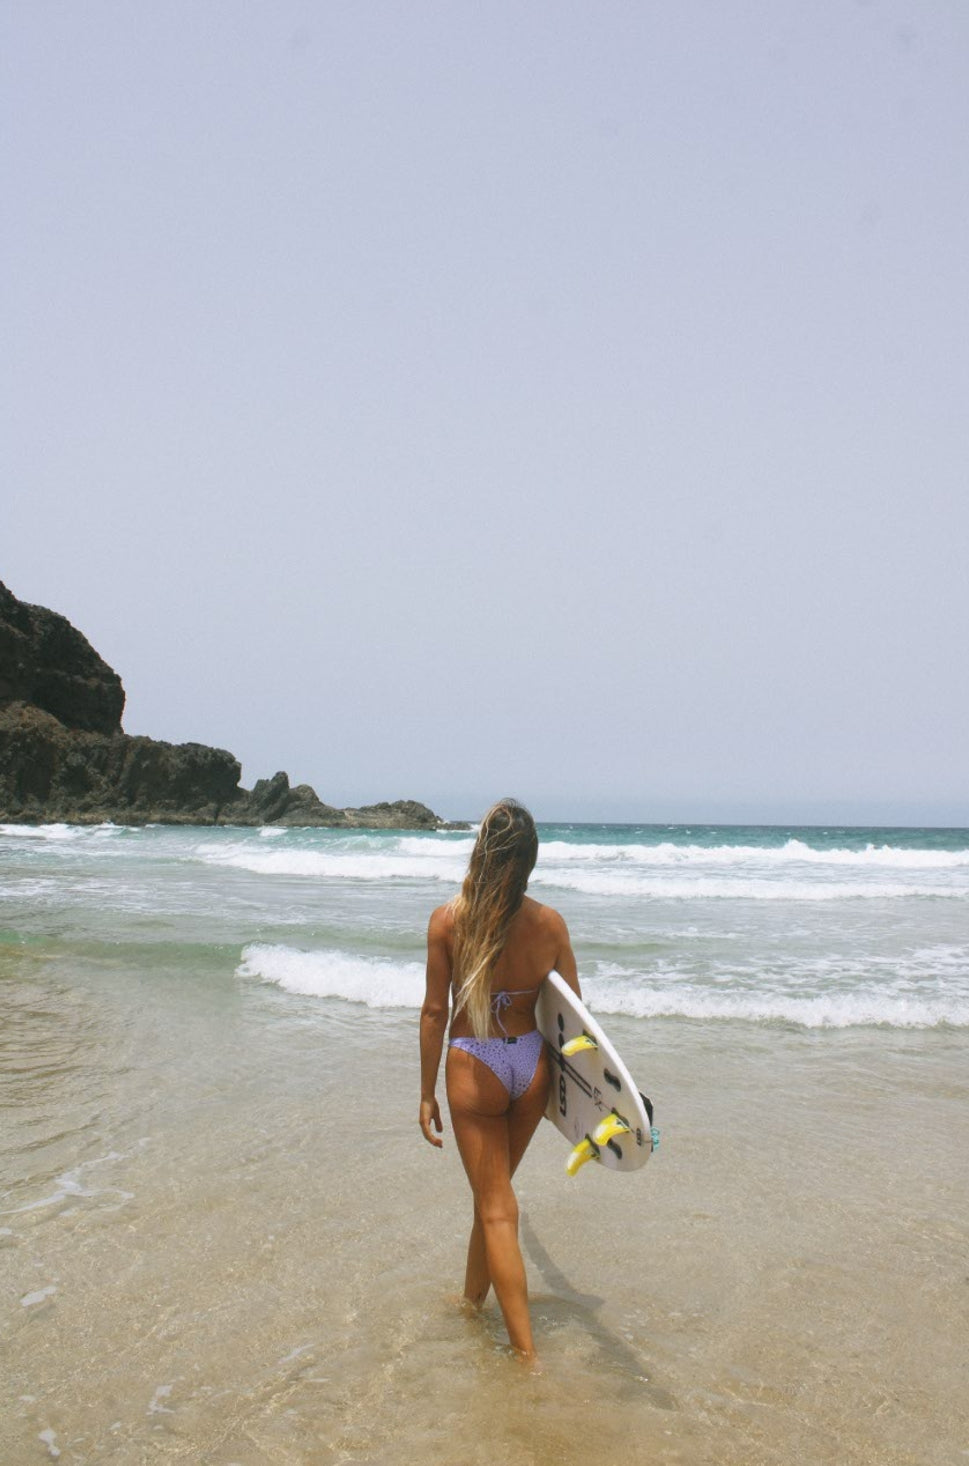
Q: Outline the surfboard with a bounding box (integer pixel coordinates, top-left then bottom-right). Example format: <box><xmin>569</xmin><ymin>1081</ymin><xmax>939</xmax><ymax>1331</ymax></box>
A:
<box><xmin>536</xmin><ymin>969</ymin><xmax>655</xmax><ymax>1175</ymax></box>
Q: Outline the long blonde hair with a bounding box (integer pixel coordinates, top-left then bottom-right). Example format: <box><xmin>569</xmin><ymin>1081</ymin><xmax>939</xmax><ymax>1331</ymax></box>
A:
<box><xmin>451</xmin><ymin>799</ymin><xmax>539</xmax><ymax>1039</ymax></box>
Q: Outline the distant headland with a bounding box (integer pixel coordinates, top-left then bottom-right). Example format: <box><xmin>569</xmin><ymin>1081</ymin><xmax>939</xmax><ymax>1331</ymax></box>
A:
<box><xmin>0</xmin><ymin>580</ymin><xmax>462</xmax><ymax>829</ymax></box>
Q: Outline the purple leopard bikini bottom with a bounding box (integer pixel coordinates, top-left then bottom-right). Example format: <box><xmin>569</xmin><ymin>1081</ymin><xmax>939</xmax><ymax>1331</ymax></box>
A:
<box><xmin>448</xmin><ymin>1029</ymin><xmax>544</xmax><ymax>1102</ymax></box>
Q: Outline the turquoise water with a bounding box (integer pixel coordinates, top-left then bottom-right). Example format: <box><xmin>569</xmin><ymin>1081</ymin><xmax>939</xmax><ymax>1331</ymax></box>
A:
<box><xmin>2</xmin><ymin>820</ymin><xmax>968</xmax><ymax>1463</ymax></box>
<box><xmin>540</xmin><ymin>821</ymin><xmax>969</xmax><ymax>849</ymax></box>
<box><xmin>3</xmin><ymin>820</ymin><xmax>968</xmax><ymax>1025</ymax></box>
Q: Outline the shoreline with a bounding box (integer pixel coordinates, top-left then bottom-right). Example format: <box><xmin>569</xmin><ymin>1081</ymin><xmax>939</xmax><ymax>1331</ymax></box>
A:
<box><xmin>2</xmin><ymin>819</ymin><xmax>966</xmax><ymax>1462</ymax></box>
<box><xmin>2</xmin><ymin>971</ymin><xmax>966</xmax><ymax>1464</ymax></box>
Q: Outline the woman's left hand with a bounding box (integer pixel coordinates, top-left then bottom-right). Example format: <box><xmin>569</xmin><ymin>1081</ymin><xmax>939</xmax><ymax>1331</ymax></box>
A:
<box><xmin>420</xmin><ymin>1097</ymin><xmax>443</xmax><ymax>1148</ymax></box>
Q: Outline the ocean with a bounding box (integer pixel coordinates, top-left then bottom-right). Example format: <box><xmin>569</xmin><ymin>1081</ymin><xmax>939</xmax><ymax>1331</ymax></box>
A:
<box><xmin>2</xmin><ymin>821</ymin><xmax>967</xmax><ymax>1464</ymax></box>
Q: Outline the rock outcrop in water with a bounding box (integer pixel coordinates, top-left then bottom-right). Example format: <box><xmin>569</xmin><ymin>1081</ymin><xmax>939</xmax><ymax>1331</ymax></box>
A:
<box><xmin>0</xmin><ymin>581</ymin><xmax>456</xmax><ymax>829</ymax></box>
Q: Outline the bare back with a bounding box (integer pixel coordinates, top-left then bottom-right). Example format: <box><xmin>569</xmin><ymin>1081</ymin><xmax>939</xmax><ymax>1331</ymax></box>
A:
<box><xmin>443</xmin><ymin>895</ymin><xmax>579</xmax><ymax>1040</ymax></box>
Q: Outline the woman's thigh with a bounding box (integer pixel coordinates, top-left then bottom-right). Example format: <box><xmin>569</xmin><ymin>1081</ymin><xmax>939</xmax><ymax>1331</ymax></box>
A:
<box><xmin>446</xmin><ymin>1046</ymin><xmax>550</xmax><ymax>1194</ymax></box>
<box><xmin>507</xmin><ymin>1046</ymin><xmax>550</xmax><ymax>1176</ymax></box>
<box><xmin>446</xmin><ymin>1047</ymin><xmax>511</xmax><ymax>1192</ymax></box>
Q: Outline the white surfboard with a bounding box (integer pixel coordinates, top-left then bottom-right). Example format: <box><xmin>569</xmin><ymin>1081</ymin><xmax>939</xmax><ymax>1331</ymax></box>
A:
<box><xmin>536</xmin><ymin>970</ymin><xmax>655</xmax><ymax>1174</ymax></box>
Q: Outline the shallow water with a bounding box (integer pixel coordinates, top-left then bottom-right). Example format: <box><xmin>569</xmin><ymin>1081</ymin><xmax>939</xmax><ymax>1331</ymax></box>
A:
<box><xmin>2</xmin><ymin>823</ymin><xmax>968</xmax><ymax>1462</ymax></box>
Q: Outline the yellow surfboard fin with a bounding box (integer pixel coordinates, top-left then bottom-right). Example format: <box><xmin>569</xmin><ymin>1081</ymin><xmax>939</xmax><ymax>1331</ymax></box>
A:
<box><xmin>566</xmin><ymin>1137</ymin><xmax>599</xmax><ymax>1176</ymax></box>
<box><xmin>592</xmin><ymin>1113</ymin><xmax>631</xmax><ymax>1147</ymax></box>
<box><xmin>561</xmin><ymin>1033</ymin><xmax>598</xmax><ymax>1057</ymax></box>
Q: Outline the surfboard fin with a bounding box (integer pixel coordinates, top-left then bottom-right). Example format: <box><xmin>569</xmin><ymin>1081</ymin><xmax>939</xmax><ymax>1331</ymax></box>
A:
<box><xmin>592</xmin><ymin>1112</ymin><xmax>631</xmax><ymax>1147</ymax></box>
<box><xmin>565</xmin><ymin>1137</ymin><xmax>599</xmax><ymax>1176</ymax></box>
<box><xmin>560</xmin><ymin>1033</ymin><xmax>598</xmax><ymax>1057</ymax></box>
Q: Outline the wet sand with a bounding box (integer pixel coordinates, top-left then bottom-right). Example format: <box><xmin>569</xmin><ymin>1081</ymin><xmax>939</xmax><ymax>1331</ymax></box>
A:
<box><xmin>2</xmin><ymin>950</ymin><xmax>968</xmax><ymax>1464</ymax></box>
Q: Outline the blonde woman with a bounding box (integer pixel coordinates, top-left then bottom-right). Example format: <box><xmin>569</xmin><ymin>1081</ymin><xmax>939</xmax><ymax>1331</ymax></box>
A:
<box><xmin>419</xmin><ymin>799</ymin><xmax>581</xmax><ymax>1360</ymax></box>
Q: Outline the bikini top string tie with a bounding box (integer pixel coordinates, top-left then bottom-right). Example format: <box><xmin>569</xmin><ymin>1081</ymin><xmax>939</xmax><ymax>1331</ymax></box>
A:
<box><xmin>489</xmin><ymin>987</ymin><xmax>531</xmax><ymax>1037</ymax></box>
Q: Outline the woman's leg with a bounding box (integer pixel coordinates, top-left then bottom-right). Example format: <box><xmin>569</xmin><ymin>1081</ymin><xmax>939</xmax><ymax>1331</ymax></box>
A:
<box><xmin>462</xmin><ymin>1050</ymin><xmax>549</xmax><ymax>1306</ymax></box>
<box><xmin>446</xmin><ymin>1047</ymin><xmax>549</xmax><ymax>1355</ymax></box>
<box><xmin>463</xmin><ymin>1201</ymin><xmax>490</xmax><ymax>1306</ymax></box>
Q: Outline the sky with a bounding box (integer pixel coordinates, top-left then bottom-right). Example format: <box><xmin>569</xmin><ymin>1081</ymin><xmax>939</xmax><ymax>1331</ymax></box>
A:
<box><xmin>3</xmin><ymin>1</ymin><xmax>967</xmax><ymax>824</ymax></box>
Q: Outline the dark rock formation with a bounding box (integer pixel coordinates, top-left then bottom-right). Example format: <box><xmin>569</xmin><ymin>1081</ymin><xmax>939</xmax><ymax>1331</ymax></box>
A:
<box><xmin>0</xmin><ymin>580</ymin><xmax>124</xmax><ymax>734</ymax></box>
<box><xmin>227</xmin><ymin>773</ymin><xmax>450</xmax><ymax>829</ymax></box>
<box><xmin>0</xmin><ymin>582</ymin><xmax>458</xmax><ymax>829</ymax></box>
<box><xmin>0</xmin><ymin>702</ymin><xmax>241</xmax><ymax>824</ymax></box>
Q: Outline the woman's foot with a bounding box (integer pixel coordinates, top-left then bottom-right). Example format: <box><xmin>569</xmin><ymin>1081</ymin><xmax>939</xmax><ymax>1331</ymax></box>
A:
<box><xmin>447</xmin><ymin>1292</ymin><xmax>483</xmax><ymax>1318</ymax></box>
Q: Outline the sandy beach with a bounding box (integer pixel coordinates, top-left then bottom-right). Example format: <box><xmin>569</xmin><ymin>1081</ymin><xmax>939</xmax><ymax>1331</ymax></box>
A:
<box><xmin>2</xmin><ymin>822</ymin><xmax>968</xmax><ymax>1463</ymax></box>
<box><xmin>3</xmin><ymin>949</ymin><xmax>967</xmax><ymax>1464</ymax></box>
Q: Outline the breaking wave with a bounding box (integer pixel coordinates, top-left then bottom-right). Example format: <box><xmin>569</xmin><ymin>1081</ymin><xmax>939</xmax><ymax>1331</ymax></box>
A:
<box><xmin>236</xmin><ymin>945</ymin><xmax>969</xmax><ymax>1028</ymax></box>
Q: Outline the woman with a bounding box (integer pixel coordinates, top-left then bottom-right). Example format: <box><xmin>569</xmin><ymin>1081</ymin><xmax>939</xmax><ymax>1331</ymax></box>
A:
<box><xmin>419</xmin><ymin>799</ymin><xmax>581</xmax><ymax>1360</ymax></box>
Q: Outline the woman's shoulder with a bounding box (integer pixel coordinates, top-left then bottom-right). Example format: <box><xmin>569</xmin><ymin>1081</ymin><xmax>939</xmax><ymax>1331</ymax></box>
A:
<box><xmin>521</xmin><ymin>895</ymin><xmax>568</xmax><ymax>936</ymax></box>
<box><xmin>427</xmin><ymin>901</ymin><xmax>455</xmax><ymax>938</ymax></box>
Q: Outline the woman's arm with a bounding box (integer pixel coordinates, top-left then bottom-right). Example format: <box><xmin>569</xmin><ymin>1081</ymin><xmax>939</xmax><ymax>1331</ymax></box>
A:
<box><xmin>419</xmin><ymin>904</ymin><xmax>452</xmax><ymax>1148</ymax></box>
<box><xmin>550</xmin><ymin>909</ymin><xmax>582</xmax><ymax>1000</ymax></box>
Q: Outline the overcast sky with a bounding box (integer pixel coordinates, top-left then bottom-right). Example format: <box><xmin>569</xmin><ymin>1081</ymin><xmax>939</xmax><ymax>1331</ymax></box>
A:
<box><xmin>3</xmin><ymin>2</ymin><xmax>967</xmax><ymax>824</ymax></box>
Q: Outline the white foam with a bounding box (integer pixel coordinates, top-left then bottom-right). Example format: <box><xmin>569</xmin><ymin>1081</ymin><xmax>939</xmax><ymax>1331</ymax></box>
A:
<box><xmin>0</xmin><ymin>821</ymin><xmax>120</xmax><ymax>841</ymax></box>
<box><xmin>195</xmin><ymin>838</ymin><xmax>964</xmax><ymax>900</ymax></box>
<box><xmin>584</xmin><ymin>981</ymin><xmax>969</xmax><ymax>1028</ymax></box>
<box><xmin>0</xmin><ymin>823</ymin><xmax>81</xmax><ymax>840</ymax></box>
<box><xmin>533</xmin><ymin>870</ymin><xmax>956</xmax><ymax>901</ymax></box>
<box><xmin>539</xmin><ymin>838</ymin><xmax>969</xmax><ymax>869</ymax></box>
<box><xmin>21</xmin><ymin>1286</ymin><xmax>57</xmax><ymax>1308</ymax></box>
<box><xmin>196</xmin><ymin>842</ymin><xmax>465</xmax><ymax>883</ymax></box>
<box><xmin>0</xmin><ymin>1153</ymin><xmax>133</xmax><ymax>1218</ymax></box>
<box><xmin>38</xmin><ymin>1430</ymin><xmax>60</xmax><ymax>1460</ymax></box>
<box><xmin>237</xmin><ymin>944</ymin><xmax>425</xmax><ymax>1008</ymax></box>
<box><xmin>148</xmin><ymin>1384</ymin><xmax>174</xmax><ymax>1416</ymax></box>
<box><xmin>188</xmin><ymin>830</ymin><xmax>969</xmax><ymax>902</ymax></box>
<box><xmin>234</xmin><ymin>944</ymin><xmax>969</xmax><ymax>1028</ymax></box>
<box><xmin>397</xmin><ymin>835</ymin><xmax>476</xmax><ymax>857</ymax></box>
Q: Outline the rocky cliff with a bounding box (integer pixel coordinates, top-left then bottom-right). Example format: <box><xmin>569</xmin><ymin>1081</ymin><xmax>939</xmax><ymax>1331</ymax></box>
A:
<box><xmin>0</xmin><ymin>582</ymin><xmax>455</xmax><ymax>829</ymax></box>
